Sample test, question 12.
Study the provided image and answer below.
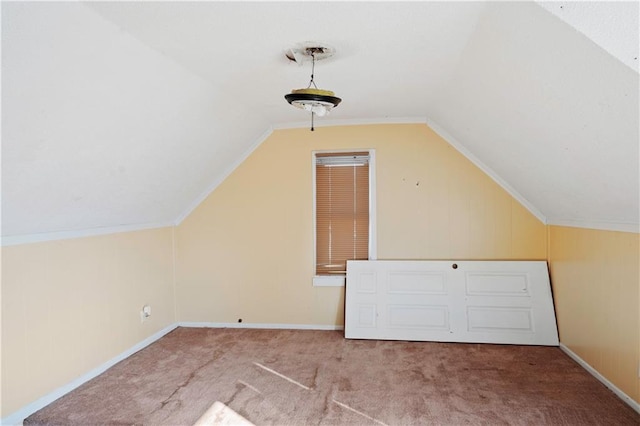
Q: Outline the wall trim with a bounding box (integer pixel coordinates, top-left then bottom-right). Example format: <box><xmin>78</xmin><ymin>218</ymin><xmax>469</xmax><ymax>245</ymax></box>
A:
<box><xmin>272</xmin><ymin>116</ymin><xmax>428</xmax><ymax>130</ymax></box>
<box><xmin>1</xmin><ymin>221</ymin><xmax>175</xmax><ymax>247</ymax></box>
<box><xmin>178</xmin><ymin>322</ymin><xmax>344</xmax><ymax>331</ymax></box>
<box><xmin>425</xmin><ymin>119</ymin><xmax>548</xmax><ymax>226</ymax></box>
<box><xmin>548</xmin><ymin>219</ymin><xmax>639</xmax><ymax>234</ymax></box>
<box><xmin>559</xmin><ymin>343</ymin><xmax>640</xmax><ymax>415</ymax></box>
<box><xmin>0</xmin><ymin>324</ymin><xmax>178</xmax><ymax>426</ymax></box>
<box><xmin>173</xmin><ymin>126</ymin><xmax>274</xmax><ymax>225</ymax></box>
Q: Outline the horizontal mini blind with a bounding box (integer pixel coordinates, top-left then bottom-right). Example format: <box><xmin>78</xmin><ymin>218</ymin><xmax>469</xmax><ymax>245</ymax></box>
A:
<box><xmin>316</xmin><ymin>152</ymin><xmax>369</xmax><ymax>276</ymax></box>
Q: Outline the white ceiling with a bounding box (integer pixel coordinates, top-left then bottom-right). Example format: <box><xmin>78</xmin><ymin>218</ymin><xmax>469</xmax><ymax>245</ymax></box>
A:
<box><xmin>2</xmin><ymin>1</ymin><xmax>638</xmax><ymax>243</ymax></box>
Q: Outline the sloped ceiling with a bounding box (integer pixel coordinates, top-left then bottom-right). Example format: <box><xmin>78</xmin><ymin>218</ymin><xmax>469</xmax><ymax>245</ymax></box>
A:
<box><xmin>2</xmin><ymin>1</ymin><xmax>638</xmax><ymax>243</ymax></box>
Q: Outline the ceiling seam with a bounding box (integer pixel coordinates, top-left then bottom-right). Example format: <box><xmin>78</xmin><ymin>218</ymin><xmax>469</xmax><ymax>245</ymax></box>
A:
<box><xmin>534</xmin><ymin>1</ymin><xmax>639</xmax><ymax>74</ymax></box>
<box><xmin>81</xmin><ymin>3</ymin><xmax>222</xmax><ymax>94</ymax></box>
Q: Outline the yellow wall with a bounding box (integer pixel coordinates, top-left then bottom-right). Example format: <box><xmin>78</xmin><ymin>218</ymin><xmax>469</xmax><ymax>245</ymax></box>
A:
<box><xmin>548</xmin><ymin>225</ymin><xmax>640</xmax><ymax>403</ymax></box>
<box><xmin>1</xmin><ymin>227</ymin><xmax>176</xmax><ymax>417</ymax></box>
<box><xmin>3</xmin><ymin>123</ymin><xmax>638</xmax><ymax>417</ymax></box>
<box><xmin>175</xmin><ymin>124</ymin><xmax>547</xmax><ymax>326</ymax></box>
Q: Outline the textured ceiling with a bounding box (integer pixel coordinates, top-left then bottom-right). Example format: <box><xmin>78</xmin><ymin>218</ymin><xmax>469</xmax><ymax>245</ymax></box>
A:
<box><xmin>2</xmin><ymin>1</ymin><xmax>638</xmax><ymax>243</ymax></box>
<box><xmin>538</xmin><ymin>1</ymin><xmax>639</xmax><ymax>72</ymax></box>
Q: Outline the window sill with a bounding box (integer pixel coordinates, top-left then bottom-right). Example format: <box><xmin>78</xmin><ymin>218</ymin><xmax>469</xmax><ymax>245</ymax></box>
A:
<box><xmin>313</xmin><ymin>275</ymin><xmax>345</xmax><ymax>287</ymax></box>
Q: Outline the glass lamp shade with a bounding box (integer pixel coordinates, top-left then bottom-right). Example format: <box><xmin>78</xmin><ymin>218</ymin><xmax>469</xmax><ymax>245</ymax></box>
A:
<box><xmin>290</xmin><ymin>99</ymin><xmax>334</xmax><ymax>116</ymax></box>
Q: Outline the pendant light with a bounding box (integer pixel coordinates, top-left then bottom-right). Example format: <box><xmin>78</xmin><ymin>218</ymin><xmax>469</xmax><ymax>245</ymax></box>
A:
<box><xmin>284</xmin><ymin>45</ymin><xmax>342</xmax><ymax>131</ymax></box>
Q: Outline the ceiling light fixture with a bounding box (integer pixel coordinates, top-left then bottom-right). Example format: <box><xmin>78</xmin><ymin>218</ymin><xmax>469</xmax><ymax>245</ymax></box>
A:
<box><xmin>285</xmin><ymin>45</ymin><xmax>341</xmax><ymax>131</ymax></box>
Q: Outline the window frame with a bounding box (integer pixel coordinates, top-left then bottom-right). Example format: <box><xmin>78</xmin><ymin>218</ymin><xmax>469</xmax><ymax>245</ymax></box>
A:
<box><xmin>311</xmin><ymin>149</ymin><xmax>377</xmax><ymax>287</ymax></box>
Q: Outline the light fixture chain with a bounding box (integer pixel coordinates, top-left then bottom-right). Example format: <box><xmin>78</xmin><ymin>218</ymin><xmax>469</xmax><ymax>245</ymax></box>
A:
<box><xmin>307</xmin><ymin>53</ymin><xmax>318</xmax><ymax>89</ymax></box>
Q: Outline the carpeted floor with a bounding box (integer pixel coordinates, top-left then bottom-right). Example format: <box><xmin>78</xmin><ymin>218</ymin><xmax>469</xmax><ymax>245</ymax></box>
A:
<box><xmin>25</xmin><ymin>327</ymin><xmax>639</xmax><ymax>425</ymax></box>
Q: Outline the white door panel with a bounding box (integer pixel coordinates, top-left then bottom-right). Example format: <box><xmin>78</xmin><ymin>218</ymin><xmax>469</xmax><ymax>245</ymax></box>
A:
<box><xmin>345</xmin><ymin>260</ymin><xmax>559</xmax><ymax>346</ymax></box>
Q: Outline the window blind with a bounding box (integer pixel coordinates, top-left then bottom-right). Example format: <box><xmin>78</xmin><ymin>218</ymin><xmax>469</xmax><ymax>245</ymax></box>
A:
<box><xmin>315</xmin><ymin>152</ymin><xmax>370</xmax><ymax>276</ymax></box>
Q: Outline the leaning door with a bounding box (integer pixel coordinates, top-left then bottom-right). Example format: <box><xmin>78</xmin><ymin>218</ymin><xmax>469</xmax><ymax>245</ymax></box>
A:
<box><xmin>345</xmin><ymin>260</ymin><xmax>559</xmax><ymax>346</ymax></box>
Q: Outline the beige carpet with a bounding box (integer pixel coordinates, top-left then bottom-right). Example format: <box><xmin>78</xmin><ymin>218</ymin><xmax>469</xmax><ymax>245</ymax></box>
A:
<box><xmin>25</xmin><ymin>327</ymin><xmax>639</xmax><ymax>425</ymax></box>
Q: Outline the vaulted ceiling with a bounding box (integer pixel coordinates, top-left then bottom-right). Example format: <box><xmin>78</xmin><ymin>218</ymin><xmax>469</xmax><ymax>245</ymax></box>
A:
<box><xmin>2</xmin><ymin>1</ymin><xmax>638</xmax><ymax>243</ymax></box>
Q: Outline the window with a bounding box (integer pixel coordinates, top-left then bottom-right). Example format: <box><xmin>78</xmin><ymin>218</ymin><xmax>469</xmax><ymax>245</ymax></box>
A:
<box><xmin>313</xmin><ymin>150</ymin><xmax>376</xmax><ymax>287</ymax></box>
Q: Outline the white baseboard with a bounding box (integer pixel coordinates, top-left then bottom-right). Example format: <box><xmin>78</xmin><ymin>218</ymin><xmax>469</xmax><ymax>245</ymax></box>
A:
<box><xmin>178</xmin><ymin>321</ymin><xmax>345</xmax><ymax>331</ymax></box>
<box><xmin>1</xmin><ymin>322</ymin><xmax>342</xmax><ymax>425</ymax></box>
<box><xmin>559</xmin><ymin>343</ymin><xmax>640</xmax><ymax>414</ymax></box>
<box><xmin>1</xmin><ymin>324</ymin><xmax>178</xmax><ymax>426</ymax></box>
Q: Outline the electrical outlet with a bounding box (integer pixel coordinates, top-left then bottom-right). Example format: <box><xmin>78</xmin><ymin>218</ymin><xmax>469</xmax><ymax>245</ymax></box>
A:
<box><xmin>140</xmin><ymin>304</ymin><xmax>151</xmax><ymax>323</ymax></box>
